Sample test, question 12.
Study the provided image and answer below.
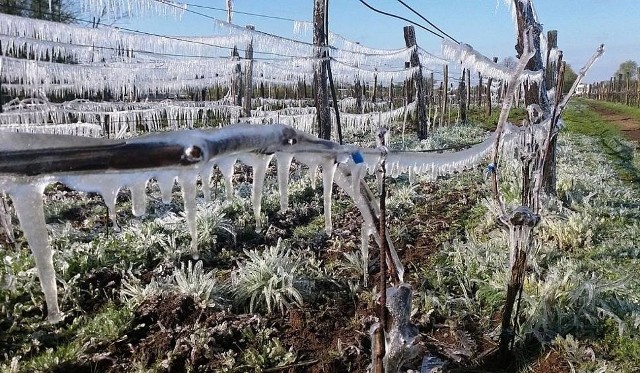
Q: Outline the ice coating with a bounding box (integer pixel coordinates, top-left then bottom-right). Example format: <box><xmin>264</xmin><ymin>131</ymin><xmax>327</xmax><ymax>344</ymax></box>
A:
<box><xmin>321</xmin><ymin>160</ymin><xmax>338</xmax><ymax>235</ymax></box>
<box><xmin>155</xmin><ymin>171</ymin><xmax>177</xmax><ymax>204</ymax></box>
<box><xmin>177</xmin><ymin>170</ymin><xmax>199</xmax><ymax>258</ymax></box>
<box><xmin>7</xmin><ymin>182</ymin><xmax>63</xmax><ymax>322</ymax></box>
<box><xmin>215</xmin><ymin>156</ymin><xmax>237</xmax><ymax>200</ymax></box>
<box><xmin>333</xmin><ymin>164</ymin><xmax>405</xmax><ymax>282</ymax></box>
<box><xmin>238</xmin><ymin>154</ymin><xmax>274</xmax><ymax>232</ymax></box>
<box><xmin>1</xmin><ymin>121</ymin><xmax>521</xmax><ymax>322</ymax></box>
<box><xmin>130</xmin><ymin>179</ymin><xmax>149</xmax><ymax>217</ymax></box>
<box><xmin>276</xmin><ymin>153</ymin><xmax>294</xmax><ymax>212</ymax></box>
<box><xmin>378</xmin><ymin>284</ymin><xmax>419</xmax><ymax>372</ymax></box>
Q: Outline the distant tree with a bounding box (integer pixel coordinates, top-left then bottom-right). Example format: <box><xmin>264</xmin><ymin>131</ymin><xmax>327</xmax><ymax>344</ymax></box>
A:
<box><xmin>615</xmin><ymin>60</ymin><xmax>638</xmax><ymax>80</ymax></box>
<box><xmin>0</xmin><ymin>0</ymin><xmax>77</xmax><ymax>23</ymax></box>
<box><xmin>562</xmin><ymin>64</ymin><xmax>578</xmax><ymax>94</ymax></box>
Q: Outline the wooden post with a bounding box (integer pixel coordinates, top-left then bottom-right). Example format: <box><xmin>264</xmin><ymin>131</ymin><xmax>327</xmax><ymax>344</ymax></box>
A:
<box><xmin>637</xmin><ymin>68</ymin><xmax>640</xmax><ymax>107</ymax></box>
<box><xmin>0</xmin><ymin>58</ymin><xmax>3</xmax><ymax>113</ymax></box>
<box><xmin>542</xmin><ymin>31</ymin><xmax>559</xmax><ymax>195</ymax></box>
<box><xmin>313</xmin><ymin>0</ymin><xmax>331</xmax><ymax>139</ymax></box>
<box><xmin>323</xmin><ymin>1</ymin><xmax>343</xmax><ymax>145</ymax></box>
<box><xmin>465</xmin><ymin>66</ymin><xmax>471</xmax><ymax>111</ymax></box>
<box><xmin>617</xmin><ymin>74</ymin><xmax>623</xmax><ymax>103</ymax></box>
<box><xmin>429</xmin><ymin>72</ymin><xmax>434</xmax><ymax>126</ymax></box>
<box><xmin>404</xmin><ymin>61</ymin><xmax>413</xmax><ymax>104</ymax></box>
<box><xmin>231</xmin><ymin>46</ymin><xmax>242</xmax><ymax>107</ymax></box>
<box><xmin>545</xmin><ymin>30</ymin><xmax>558</xmax><ymax>90</ymax></box>
<box><xmin>242</xmin><ymin>25</ymin><xmax>255</xmax><ymax>118</ymax></box>
<box><xmin>477</xmin><ymin>72</ymin><xmax>483</xmax><ymax>108</ymax></box>
<box><xmin>354</xmin><ymin>79</ymin><xmax>363</xmax><ymax>113</ymax></box>
<box><xmin>458</xmin><ymin>69</ymin><xmax>467</xmax><ymax>123</ymax></box>
<box><xmin>372</xmin><ymin>71</ymin><xmax>378</xmax><ymax>102</ymax></box>
<box><xmin>403</xmin><ymin>25</ymin><xmax>428</xmax><ymax>139</ymax></box>
<box><xmin>388</xmin><ymin>78</ymin><xmax>394</xmax><ymax>110</ymax></box>
<box><xmin>442</xmin><ymin>64</ymin><xmax>449</xmax><ymax>125</ymax></box>
<box><xmin>626</xmin><ymin>71</ymin><xmax>631</xmax><ymax>106</ymax></box>
<box><xmin>514</xmin><ymin>1</ymin><xmax>549</xmax><ymax>111</ymax></box>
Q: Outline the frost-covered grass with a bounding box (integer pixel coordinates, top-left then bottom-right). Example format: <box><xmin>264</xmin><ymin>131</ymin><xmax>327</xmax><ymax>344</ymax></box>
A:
<box><xmin>2</xmin><ymin>101</ymin><xmax>640</xmax><ymax>371</ymax></box>
<box><xmin>412</xmin><ymin>103</ymin><xmax>640</xmax><ymax>372</ymax></box>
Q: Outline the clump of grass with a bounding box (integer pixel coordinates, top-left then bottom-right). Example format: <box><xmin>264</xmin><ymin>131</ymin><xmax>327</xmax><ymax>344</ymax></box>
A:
<box><xmin>232</xmin><ymin>239</ymin><xmax>305</xmax><ymax>314</ymax></box>
<box><xmin>7</xmin><ymin>302</ymin><xmax>133</xmax><ymax>372</ymax></box>
<box><xmin>192</xmin><ymin>202</ymin><xmax>235</xmax><ymax>248</ymax></box>
<box><xmin>173</xmin><ymin>260</ymin><xmax>227</xmax><ymax>307</ymax></box>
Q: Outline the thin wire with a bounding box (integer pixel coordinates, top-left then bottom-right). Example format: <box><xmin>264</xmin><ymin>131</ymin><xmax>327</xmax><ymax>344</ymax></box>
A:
<box><xmin>1</xmin><ymin>3</ymin><xmax>304</xmax><ymax>59</ymax></box>
<box><xmin>395</xmin><ymin>0</ymin><xmax>459</xmax><ymax>43</ymax></box>
<box><xmin>154</xmin><ymin>0</ymin><xmax>315</xmax><ymax>49</ymax></box>
<box><xmin>178</xmin><ymin>1</ymin><xmax>304</xmax><ymax>23</ymax></box>
<box><xmin>357</xmin><ymin>0</ymin><xmax>446</xmax><ymax>40</ymax></box>
<box><xmin>1</xmin><ymin>4</ymin><xmax>461</xmax><ymax>83</ymax></box>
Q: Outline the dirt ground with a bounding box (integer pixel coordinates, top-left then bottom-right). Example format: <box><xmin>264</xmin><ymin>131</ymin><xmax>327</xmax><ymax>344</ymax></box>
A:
<box><xmin>587</xmin><ymin>101</ymin><xmax>640</xmax><ymax>141</ymax></box>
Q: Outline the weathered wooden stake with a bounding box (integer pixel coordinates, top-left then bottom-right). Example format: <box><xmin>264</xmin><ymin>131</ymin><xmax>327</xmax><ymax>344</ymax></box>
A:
<box><xmin>477</xmin><ymin>72</ymin><xmax>483</xmax><ymax>108</ymax></box>
<box><xmin>403</xmin><ymin>25</ymin><xmax>428</xmax><ymax>139</ymax></box>
<box><xmin>458</xmin><ymin>69</ymin><xmax>468</xmax><ymax>123</ymax></box>
<box><xmin>465</xmin><ymin>65</ymin><xmax>471</xmax><ymax>110</ymax></box>
<box><xmin>442</xmin><ymin>64</ymin><xmax>449</xmax><ymax>125</ymax></box>
<box><xmin>242</xmin><ymin>25</ymin><xmax>255</xmax><ymax>118</ymax></box>
<box><xmin>323</xmin><ymin>1</ymin><xmax>343</xmax><ymax>144</ymax></box>
<box><xmin>514</xmin><ymin>1</ymin><xmax>549</xmax><ymax>111</ymax></box>
<box><xmin>231</xmin><ymin>46</ymin><xmax>242</xmax><ymax>107</ymax></box>
<box><xmin>313</xmin><ymin>0</ymin><xmax>331</xmax><ymax>139</ymax></box>
<box><xmin>544</xmin><ymin>30</ymin><xmax>558</xmax><ymax>89</ymax></box>
<box><xmin>542</xmin><ymin>31</ymin><xmax>559</xmax><ymax>195</ymax></box>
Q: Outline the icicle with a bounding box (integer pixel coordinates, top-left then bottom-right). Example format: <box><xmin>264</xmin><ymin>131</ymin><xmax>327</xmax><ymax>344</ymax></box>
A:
<box><xmin>8</xmin><ymin>183</ymin><xmax>63</xmax><ymax>323</ymax></box>
<box><xmin>201</xmin><ymin>167</ymin><xmax>214</xmax><ymax>203</ymax></box>
<box><xmin>155</xmin><ymin>172</ymin><xmax>176</xmax><ymax>204</ymax></box>
<box><xmin>239</xmin><ymin>154</ymin><xmax>274</xmax><ymax>232</ymax></box>
<box><xmin>59</xmin><ymin>174</ymin><xmax>122</xmax><ymax>231</ymax></box>
<box><xmin>129</xmin><ymin>180</ymin><xmax>148</xmax><ymax>217</ymax></box>
<box><xmin>309</xmin><ymin>163</ymin><xmax>319</xmax><ymax>189</ymax></box>
<box><xmin>178</xmin><ymin>171</ymin><xmax>199</xmax><ymax>259</ymax></box>
<box><xmin>321</xmin><ymin>160</ymin><xmax>338</xmax><ymax>235</ymax></box>
<box><xmin>276</xmin><ymin>152</ymin><xmax>294</xmax><ymax>212</ymax></box>
<box><xmin>215</xmin><ymin>156</ymin><xmax>236</xmax><ymax>200</ymax></box>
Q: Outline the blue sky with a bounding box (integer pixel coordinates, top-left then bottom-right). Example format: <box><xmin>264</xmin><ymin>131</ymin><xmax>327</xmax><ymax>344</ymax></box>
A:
<box><xmin>124</xmin><ymin>0</ymin><xmax>640</xmax><ymax>83</ymax></box>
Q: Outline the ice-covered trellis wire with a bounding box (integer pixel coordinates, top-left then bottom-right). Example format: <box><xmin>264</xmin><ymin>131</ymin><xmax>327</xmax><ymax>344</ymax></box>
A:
<box><xmin>0</xmin><ymin>120</ymin><xmax>519</xmax><ymax>323</ymax></box>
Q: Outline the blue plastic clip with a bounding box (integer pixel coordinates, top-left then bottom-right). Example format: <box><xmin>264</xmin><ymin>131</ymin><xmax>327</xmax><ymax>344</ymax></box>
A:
<box><xmin>351</xmin><ymin>151</ymin><xmax>364</xmax><ymax>164</ymax></box>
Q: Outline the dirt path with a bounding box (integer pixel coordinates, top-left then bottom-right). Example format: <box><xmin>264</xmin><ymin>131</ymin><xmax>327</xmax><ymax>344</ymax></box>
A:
<box><xmin>586</xmin><ymin>101</ymin><xmax>640</xmax><ymax>141</ymax></box>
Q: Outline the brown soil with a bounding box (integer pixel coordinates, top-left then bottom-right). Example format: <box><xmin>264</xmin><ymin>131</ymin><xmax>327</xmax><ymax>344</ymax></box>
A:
<box><xmin>588</xmin><ymin>102</ymin><xmax>640</xmax><ymax>141</ymax></box>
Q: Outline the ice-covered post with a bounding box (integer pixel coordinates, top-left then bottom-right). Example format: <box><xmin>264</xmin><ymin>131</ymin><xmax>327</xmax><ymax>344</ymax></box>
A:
<box><xmin>0</xmin><ymin>57</ymin><xmax>3</xmax><ymax>113</ymax></box>
<box><xmin>465</xmin><ymin>66</ymin><xmax>471</xmax><ymax>110</ymax></box>
<box><xmin>242</xmin><ymin>25</ymin><xmax>254</xmax><ymax>118</ymax></box>
<box><xmin>313</xmin><ymin>0</ymin><xmax>331</xmax><ymax>140</ymax></box>
<box><xmin>477</xmin><ymin>72</ymin><xmax>483</xmax><ymax>108</ymax></box>
<box><xmin>542</xmin><ymin>30</ymin><xmax>558</xmax><ymax>194</ymax></box>
<box><xmin>403</xmin><ymin>25</ymin><xmax>428</xmax><ymax>139</ymax></box>
<box><xmin>458</xmin><ymin>69</ymin><xmax>467</xmax><ymax>123</ymax></box>
<box><xmin>514</xmin><ymin>0</ymin><xmax>549</xmax><ymax>111</ymax></box>
<box><xmin>442</xmin><ymin>64</ymin><xmax>449</xmax><ymax>125</ymax></box>
<box><xmin>231</xmin><ymin>46</ymin><xmax>242</xmax><ymax>107</ymax></box>
<box><xmin>637</xmin><ymin>67</ymin><xmax>640</xmax><ymax>107</ymax></box>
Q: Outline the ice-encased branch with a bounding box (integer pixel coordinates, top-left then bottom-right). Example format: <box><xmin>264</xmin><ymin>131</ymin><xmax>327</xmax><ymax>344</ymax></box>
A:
<box><xmin>0</xmin><ymin>120</ymin><xmax>512</xmax><ymax>322</ymax></box>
